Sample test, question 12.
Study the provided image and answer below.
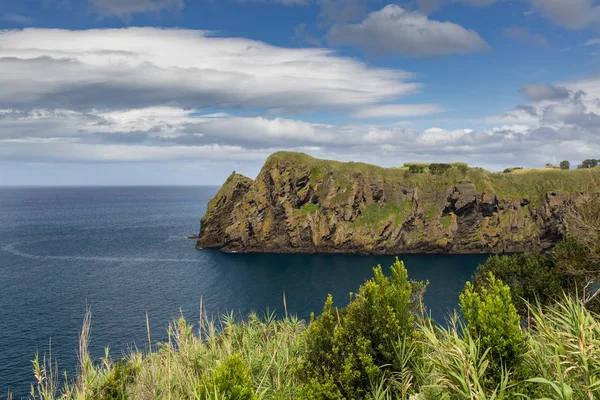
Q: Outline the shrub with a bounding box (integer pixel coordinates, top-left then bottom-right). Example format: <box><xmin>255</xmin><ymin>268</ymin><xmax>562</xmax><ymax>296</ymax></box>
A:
<box><xmin>429</xmin><ymin>163</ymin><xmax>451</xmax><ymax>175</ymax></box>
<box><xmin>206</xmin><ymin>352</ymin><xmax>256</xmax><ymax>400</ymax></box>
<box><xmin>298</xmin><ymin>258</ymin><xmax>426</xmax><ymax>399</ymax></box>
<box><xmin>578</xmin><ymin>159</ymin><xmax>599</xmax><ymax>169</ymax></box>
<box><xmin>460</xmin><ymin>273</ymin><xmax>527</xmax><ymax>389</ymax></box>
<box><xmin>472</xmin><ymin>254</ymin><xmax>563</xmax><ymax>317</ymax></box>
<box><xmin>456</xmin><ymin>163</ymin><xmax>469</xmax><ymax>174</ymax></box>
<box><xmin>559</xmin><ymin>160</ymin><xmax>570</xmax><ymax>170</ymax></box>
<box><xmin>408</xmin><ymin>164</ymin><xmax>424</xmax><ymax>173</ymax></box>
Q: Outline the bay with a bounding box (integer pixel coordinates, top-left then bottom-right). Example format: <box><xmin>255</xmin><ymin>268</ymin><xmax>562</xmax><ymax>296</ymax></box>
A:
<box><xmin>0</xmin><ymin>186</ymin><xmax>488</xmax><ymax>397</ymax></box>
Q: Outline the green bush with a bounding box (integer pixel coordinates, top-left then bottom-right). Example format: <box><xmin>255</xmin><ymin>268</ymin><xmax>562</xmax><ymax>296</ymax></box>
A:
<box><xmin>472</xmin><ymin>254</ymin><xmax>563</xmax><ymax>316</ymax></box>
<box><xmin>578</xmin><ymin>159</ymin><xmax>599</xmax><ymax>169</ymax></box>
<box><xmin>298</xmin><ymin>258</ymin><xmax>426</xmax><ymax>399</ymax></box>
<box><xmin>559</xmin><ymin>160</ymin><xmax>570</xmax><ymax>170</ymax></box>
<box><xmin>207</xmin><ymin>352</ymin><xmax>256</xmax><ymax>400</ymax></box>
<box><xmin>429</xmin><ymin>163</ymin><xmax>451</xmax><ymax>175</ymax></box>
<box><xmin>472</xmin><ymin>241</ymin><xmax>600</xmax><ymax>316</ymax></box>
<box><xmin>408</xmin><ymin>164</ymin><xmax>424</xmax><ymax>174</ymax></box>
<box><xmin>460</xmin><ymin>273</ymin><xmax>527</xmax><ymax>389</ymax></box>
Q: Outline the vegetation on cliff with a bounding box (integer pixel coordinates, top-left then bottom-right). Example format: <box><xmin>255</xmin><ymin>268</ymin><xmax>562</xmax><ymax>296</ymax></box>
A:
<box><xmin>197</xmin><ymin>152</ymin><xmax>600</xmax><ymax>255</ymax></box>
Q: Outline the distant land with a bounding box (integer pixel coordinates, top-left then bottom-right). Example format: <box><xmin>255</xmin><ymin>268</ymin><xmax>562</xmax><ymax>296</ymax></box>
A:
<box><xmin>196</xmin><ymin>152</ymin><xmax>600</xmax><ymax>255</ymax></box>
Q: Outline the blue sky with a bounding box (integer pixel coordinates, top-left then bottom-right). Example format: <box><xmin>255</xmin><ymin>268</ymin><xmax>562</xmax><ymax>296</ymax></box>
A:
<box><xmin>1</xmin><ymin>0</ymin><xmax>600</xmax><ymax>185</ymax></box>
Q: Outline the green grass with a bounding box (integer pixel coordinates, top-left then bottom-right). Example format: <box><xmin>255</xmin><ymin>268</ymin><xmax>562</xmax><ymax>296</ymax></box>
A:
<box><xmin>352</xmin><ymin>201</ymin><xmax>413</xmax><ymax>228</ymax></box>
<box><xmin>423</xmin><ymin>203</ymin><xmax>441</xmax><ymax>220</ymax></box>
<box><xmin>299</xmin><ymin>203</ymin><xmax>319</xmax><ymax>214</ymax></box>
<box><xmin>440</xmin><ymin>215</ymin><xmax>452</xmax><ymax>228</ymax></box>
<box><xmin>264</xmin><ymin>152</ymin><xmax>600</xmax><ymax>204</ymax></box>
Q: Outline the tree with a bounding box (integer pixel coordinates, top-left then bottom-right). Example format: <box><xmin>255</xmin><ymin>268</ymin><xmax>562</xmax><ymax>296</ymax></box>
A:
<box><xmin>429</xmin><ymin>163</ymin><xmax>451</xmax><ymax>175</ymax></box>
<box><xmin>578</xmin><ymin>159</ymin><xmax>599</xmax><ymax>169</ymax></box>
<box><xmin>460</xmin><ymin>273</ymin><xmax>527</xmax><ymax>388</ymax></box>
<box><xmin>408</xmin><ymin>164</ymin><xmax>424</xmax><ymax>173</ymax></box>
<box><xmin>559</xmin><ymin>160</ymin><xmax>570</xmax><ymax>170</ymax></box>
<box><xmin>299</xmin><ymin>259</ymin><xmax>427</xmax><ymax>399</ymax></box>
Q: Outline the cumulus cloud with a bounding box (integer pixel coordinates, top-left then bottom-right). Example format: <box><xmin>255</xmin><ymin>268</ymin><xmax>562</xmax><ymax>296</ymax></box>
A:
<box><xmin>3</xmin><ymin>27</ymin><xmax>600</xmax><ymax>181</ymax></box>
<box><xmin>0</xmin><ymin>28</ymin><xmax>421</xmax><ymax>113</ymax></box>
<box><xmin>327</xmin><ymin>5</ymin><xmax>490</xmax><ymax>57</ymax></box>
<box><xmin>518</xmin><ymin>84</ymin><xmax>571</xmax><ymax>102</ymax></box>
<box><xmin>503</xmin><ymin>27</ymin><xmax>549</xmax><ymax>48</ymax></box>
<box><xmin>90</xmin><ymin>0</ymin><xmax>184</xmax><ymax>18</ymax></box>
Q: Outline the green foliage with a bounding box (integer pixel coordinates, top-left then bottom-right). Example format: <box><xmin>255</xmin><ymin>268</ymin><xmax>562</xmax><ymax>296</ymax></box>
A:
<box><xmin>423</xmin><ymin>203</ymin><xmax>440</xmax><ymax>220</ymax></box>
<box><xmin>578</xmin><ymin>158</ymin><xmax>599</xmax><ymax>169</ymax></box>
<box><xmin>472</xmin><ymin>241</ymin><xmax>600</xmax><ymax>316</ymax></box>
<box><xmin>353</xmin><ymin>201</ymin><xmax>412</xmax><ymax>228</ymax></box>
<box><xmin>559</xmin><ymin>160</ymin><xmax>570</xmax><ymax>170</ymax></box>
<box><xmin>455</xmin><ymin>163</ymin><xmax>469</xmax><ymax>174</ymax></box>
<box><xmin>310</xmin><ymin>167</ymin><xmax>324</xmax><ymax>182</ymax></box>
<box><xmin>420</xmin><ymin>315</ymin><xmax>512</xmax><ymax>400</ymax></box>
<box><xmin>460</xmin><ymin>273</ymin><xmax>527</xmax><ymax>388</ymax></box>
<box><xmin>472</xmin><ymin>253</ymin><xmax>563</xmax><ymax>316</ymax></box>
<box><xmin>298</xmin><ymin>259</ymin><xmax>426</xmax><ymax>399</ymax></box>
<box><xmin>408</xmin><ymin>164</ymin><xmax>425</xmax><ymax>174</ymax></box>
<box><xmin>26</xmin><ymin>249</ymin><xmax>600</xmax><ymax>400</ymax></box>
<box><xmin>526</xmin><ymin>296</ymin><xmax>600</xmax><ymax>399</ymax></box>
<box><xmin>429</xmin><ymin>163</ymin><xmax>452</xmax><ymax>175</ymax></box>
<box><xmin>299</xmin><ymin>203</ymin><xmax>319</xmax><ymax>214</ymax></box>
<box><xmin>440</xmin><ymin>215</ymin><xmax>452</xmax><ymax>229</ymax></box>
<box><xmin>207</xmin><ymin>353</ymin><xmax>256</xmax><ymax>400</ymax></box>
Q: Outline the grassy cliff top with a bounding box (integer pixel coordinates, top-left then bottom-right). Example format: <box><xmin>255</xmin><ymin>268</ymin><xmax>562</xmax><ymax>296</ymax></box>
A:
<box><xmin>263</xmin><ymin>152</ymin><xmax>600</xmax><ymax>202</ymax></box>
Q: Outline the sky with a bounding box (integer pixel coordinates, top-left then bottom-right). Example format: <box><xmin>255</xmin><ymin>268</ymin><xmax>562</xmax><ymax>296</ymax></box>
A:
<box><xmin>1</xmin><ymin>0</ymin><xmax>600</xmax><ymax>185</ymax></box>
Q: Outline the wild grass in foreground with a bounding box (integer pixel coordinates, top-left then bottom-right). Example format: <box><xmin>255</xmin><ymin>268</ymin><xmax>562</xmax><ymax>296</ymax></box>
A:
<box><xmin>29</xmin><ymin>259</ymin><xmax>600</xmax><ymax>400</ymax></box>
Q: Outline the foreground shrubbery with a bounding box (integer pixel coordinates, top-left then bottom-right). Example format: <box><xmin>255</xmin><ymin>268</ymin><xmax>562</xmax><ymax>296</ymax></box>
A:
<box><xmin>29</xmin><ymin>256</ymin><xmax>600</xmax><ymax>400</ymax></box>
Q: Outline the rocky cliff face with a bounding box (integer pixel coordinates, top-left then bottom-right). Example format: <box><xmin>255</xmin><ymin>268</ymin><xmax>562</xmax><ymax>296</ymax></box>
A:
<box><xmin>197</xmin><ymin>152</ymin><xmax>600</xmax><ymax>254</ymax></box>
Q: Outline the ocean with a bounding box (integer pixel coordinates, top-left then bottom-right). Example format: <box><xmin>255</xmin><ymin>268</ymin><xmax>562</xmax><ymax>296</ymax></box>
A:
<box><xmin>0</xmin><ymin>186</ymin><xmax>489</xmax><ymax>397</ymax></box>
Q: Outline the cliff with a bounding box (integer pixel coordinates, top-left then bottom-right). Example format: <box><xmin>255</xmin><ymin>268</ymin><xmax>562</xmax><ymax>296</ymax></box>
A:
<box><xmin>196</xmin><ymin>152</ymin><xmax>600</xmax><ymax>254</ymax></box>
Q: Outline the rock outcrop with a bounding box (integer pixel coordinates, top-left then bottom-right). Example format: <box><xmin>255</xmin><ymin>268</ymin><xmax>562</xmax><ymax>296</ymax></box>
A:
<box><xmin>197</xmin><ymin>152</ymin><xmax>600</xmax><ymax>254</ymax></box>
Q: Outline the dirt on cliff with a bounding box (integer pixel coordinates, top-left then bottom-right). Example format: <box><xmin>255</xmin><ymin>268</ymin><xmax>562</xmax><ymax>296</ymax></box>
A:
<box><xmin>197</xmin><ymin>152</ymin><xmax>600</xmax><ymax>254</ymax></box>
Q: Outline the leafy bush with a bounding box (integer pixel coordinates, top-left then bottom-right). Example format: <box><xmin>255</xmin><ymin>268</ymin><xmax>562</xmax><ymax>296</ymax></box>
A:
<box><xmin>408</xmin><ymin>164</ymin><xmax>425</xmax><ymax>173</ymax></box>
<box><xmin>472</xmin><ymin>241</ymin><xmax>600</xmax><ymax>316</ymax></box>
<box><xmin>298</xmin><ymin>258</ymin><xmax>426</xmax><ymax>399</ymax></box>
<box><xmin>559</xmin><ymin>160</ymin><xmax>570</xmax><ymax>170</ymax></box>
<box><xmin>578</xmin><ymin>158</ymin><xmax>599</xmax><ymax>168</ymax></box>
<box><xmin>204</xmin><ymin>352</ymin><xmax>256</xmax><ymax>400</ymax></box>
<box><xmin>429</xmin><ymin>163</ymin><xmax>451</xmax><ymax>175</ymax></box>
<box><xmin>472</xmin><ymin>254</ymin><xmax>563</xmax><ymax>316</ymax></box>
<box><xmin>460</xmin><ymin>273</ymin><xmax>527</xmax><ymax>388</ymax></box>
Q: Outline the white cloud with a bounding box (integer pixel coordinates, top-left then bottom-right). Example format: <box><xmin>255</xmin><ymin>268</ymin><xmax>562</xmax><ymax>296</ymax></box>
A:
<box><xmin>327</xmin><ymin>5</ymin><xmax>490</xmax><ymax>57</ymax></box>
<box><xmin>518</xmin><ymin>84</ymin><xmax>571</xmax><ymax>102</ymax></box>
<box><xmin>351</xmin><ymin>104</ymin><xmax>445</xmax><ymax>119</ymax></box>
<box><xmin>0</xmin><ymin>28</ymin><xmax>420</xmax><ymax>113</ymax></box>
<box><xmin>530</xmin><ymin>0</ymin><xmax>600</xmax><ymax>29</ymax></box>
<box><xmin>3</xmin><ymin>28</ymin><xmax>600</xmax><ymax>181</ymax></box>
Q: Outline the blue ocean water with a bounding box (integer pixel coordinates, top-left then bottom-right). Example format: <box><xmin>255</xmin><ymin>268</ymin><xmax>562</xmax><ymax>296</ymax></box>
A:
<box><xmin>0</xmin><ymin>186</ymin><xmax>488</xmax><ymax>397</ymax></box>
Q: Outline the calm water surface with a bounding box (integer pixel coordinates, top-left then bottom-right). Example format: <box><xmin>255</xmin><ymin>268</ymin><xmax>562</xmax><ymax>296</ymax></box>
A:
<box><xmin>0</xmin><ymin>186</ymin><xmax>489</xmax><ymax>397</ymax></box>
